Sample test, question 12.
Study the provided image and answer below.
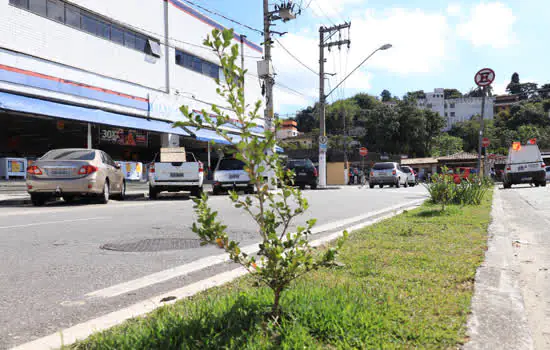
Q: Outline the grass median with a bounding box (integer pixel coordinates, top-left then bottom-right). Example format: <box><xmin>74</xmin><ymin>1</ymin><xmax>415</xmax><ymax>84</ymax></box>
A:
<box><xmin>70</xmin><ymin>193</ymin><xmax>492</xmax><ymax>349</ymax></box>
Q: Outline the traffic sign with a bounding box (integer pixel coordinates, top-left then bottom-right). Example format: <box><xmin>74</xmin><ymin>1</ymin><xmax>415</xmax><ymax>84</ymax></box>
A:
<box><xmin>475</xmin><ymin>68</ymin><xmax>495</xmax><ymax>87</ymax></box>
<box><xmin>359</xmin><ymin>147</ymin><xmax>368</xmax><ymax>157</ymax></box>
<box><xmin>482</xmin><ymin>137</ymin><xmax>490</xmax><ymax>147</ymax></box>
<box><xmin>319</xmin><ymin>135</ymin><xmax>328</xmax><ymax>145</ymax></box>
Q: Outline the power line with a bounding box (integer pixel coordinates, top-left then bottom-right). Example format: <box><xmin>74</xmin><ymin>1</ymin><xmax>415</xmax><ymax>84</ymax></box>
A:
<box><xmin>275</xmin><ymin>39</ymin><xmax>317</xmax><ymax>75</ymax></box>
<box><xmin>180</xmin><ymin>0</ymin><xmax>264</xmax><ymax>35</ymax></box>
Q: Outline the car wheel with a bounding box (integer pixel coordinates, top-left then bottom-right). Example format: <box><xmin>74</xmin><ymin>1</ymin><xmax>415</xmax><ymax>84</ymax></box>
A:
<box><xmin>31</xmin><ymin>194</ymin><xmax>46</xmax><ymax>206</ymax></box>
<box><xmin>299</xmin><ymin>184</ymin><xmax>306</xmax><ymax>190</ymax></box>
<box><xmin>98</xmin><ymin>180</ymin><xmax>110</xmax><ymax>204</ymax></box>
<box><xmin>379</xmin><ymin>184</ymin><xmax>384</xmax><ymax>188</ymax></box>
<box><xmin>212</xmin><ymin>186</ymin><xmax>221</xmax><ymax>196</ymax></box>
<box><xmin>369</xmin><ymin>183</ymin><xmax>375</xmax><ymax>189</ymax></box>
<box><xmin>541</xmin><ymin>181</ymin><xmax>547</xmax><ymax>187</ymax></box>
<box><xmin>535</xmin><ymin>183</ymin><xmax>540</xmax><ymax>187</ymax></box>
<box><xmin>113</xmin><ymin>181</ymin><xmax>126</xmax><ymax>200</ymax></box>
<box><xmin>310</xmin><ymin>182</ymin><xmax>318</xmax><ymax>190</ymax></box>
<box><xmin>503</xmin><ymin>182</ymin><xmax>511</xmax><ymax>189</ymax></box>
<box><xmin>404</xmin><ymin>181</ymin><xmax>408</xmax><ymax>188</ymax></box>
<box><xmin>149</xmin><ymin>186</ymin><xmax>158</xmax><ymax>200</ymax></box>
<box><xmin>191</xmin><ymin>186</ymin><xmax>203</xmax><ymax>197</ymax></box>
<box><xmin>395</xmin><ymin>180</ymin><xmax>401</xmax><ymax>188</ymax></box>
<box><xmin>63</xmin><ymin>195</ymin><xmax>76</xmax><ymax>203</ymax></box>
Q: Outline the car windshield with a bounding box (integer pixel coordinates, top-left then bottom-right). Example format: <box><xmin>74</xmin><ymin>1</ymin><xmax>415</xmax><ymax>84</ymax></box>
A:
<box><xmin>287</xmin><ymin>160</ymin><xmax>310</xmax><ymax>168</ymax></box>
<box><xmin>373</xmin><ymin>163</ymin><xmax>394</xmax><ymax>170</ymax></box>
<box><xmin>218</xmin><ymin>159</ymin><xmax>245</xmax><ymax>171</ymax></box>
<box><xmin>40</xmin><ymin>150</ymin><xmax>95</xmax><ymax>161</ymax></box>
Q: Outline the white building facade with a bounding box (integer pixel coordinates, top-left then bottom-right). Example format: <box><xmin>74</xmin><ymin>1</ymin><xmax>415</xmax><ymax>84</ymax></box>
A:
<box><xmin>0</xmin><ymin>0</ymin><xmax>265</xmax><ymax>175</ymax></box>
<box><xmin>417</xmin><ymin>88</ymin><xmax>495</xmax><ymax>130</ymax></box>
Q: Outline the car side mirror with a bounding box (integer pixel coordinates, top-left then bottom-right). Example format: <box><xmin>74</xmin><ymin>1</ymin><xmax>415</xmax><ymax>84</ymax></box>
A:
<box><xmin>115</xmin><ymin>163</ymin><xmax>121</xmax><ymax>169</ymax></box>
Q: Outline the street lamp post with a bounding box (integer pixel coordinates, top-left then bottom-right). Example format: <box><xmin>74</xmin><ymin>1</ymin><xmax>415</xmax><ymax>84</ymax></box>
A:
<box><xmin>318</xmin><ymin>43</ymin><xmax>392</xmax><ymax>188</ymax></box>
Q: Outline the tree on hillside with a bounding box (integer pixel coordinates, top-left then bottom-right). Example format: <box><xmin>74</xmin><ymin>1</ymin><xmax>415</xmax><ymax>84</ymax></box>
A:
<box><xmin>465</xmin><ymin>85</ymin><xmax>493</xmax><ymax>97</ymax></box>
<box><xmin>326</xmin><ymin>99</ymin><xmax>360</xmax><ymax>134</ymax></box>
<box><xmin>352</xmin><ymin>93</ymin><xmax>378</xmax><ymax>110</ymax></box>
<box><xmin>403</xmin><ymin>90</ymin><xmax>426</xmax><ymax>101</ymax></box>
<box><xmin>380</xmin><ymin>89</ymin><xmax>392</xmax><ymax>102</ymax></box>
<box><xmin>430</xmin><ymin>134</ymin><xmax>464</xmax><ymax>157</ymax></box>
<box><xmin>506</xmin><ymin>72</ymin><xmax>521</xmax><ymax>95</ymax></box>
<box><xmin>295</xmin><ymin>106</ymin><xmax>316</xmax><ymax>133</ymax></box>
<box><xmin>444</xmin><ymin>89</ymin><xmax>463</xmax><ymax>99</ymax></box>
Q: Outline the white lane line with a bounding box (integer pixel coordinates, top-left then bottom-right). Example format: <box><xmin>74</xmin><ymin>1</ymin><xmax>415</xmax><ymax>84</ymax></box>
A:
<box><xmin>84</xmin><ymin>198</ymin><xmax>426</xmax><ymax>299</ymax></box>
<box><xmin>0</xmin><ymin>217</ymin><xmax>110</xmax><ymax>230</ymax></box>
<box><xmin>12</xmin><ymin>201</ymin><xmax>423</xmax><ymax>350</ymax></box>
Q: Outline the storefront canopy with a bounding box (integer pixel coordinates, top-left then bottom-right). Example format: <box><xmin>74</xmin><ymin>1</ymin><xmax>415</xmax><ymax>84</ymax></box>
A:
<box><xmin>0</xmin><ymin>92</ymin><xmax>189</xmax><ymax>136</ymax></box>
<box><xmin>187</xmin><ymin>127</ymin><xmax>283</xmax><ymax>153</ymax></box>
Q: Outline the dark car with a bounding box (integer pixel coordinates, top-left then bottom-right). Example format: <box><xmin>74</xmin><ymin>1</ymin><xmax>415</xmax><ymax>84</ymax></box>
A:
<box><xmin>285</xmin><ymin>159</ymin><xmax>318</xmax><ymax>189</ymax></box>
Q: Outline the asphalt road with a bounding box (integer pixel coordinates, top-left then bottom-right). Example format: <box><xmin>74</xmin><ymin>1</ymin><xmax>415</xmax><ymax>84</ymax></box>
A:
<box><xmin>0</xmin><ymin>185</ymin><xmax>428</xmax><ymax>349</ymax></box>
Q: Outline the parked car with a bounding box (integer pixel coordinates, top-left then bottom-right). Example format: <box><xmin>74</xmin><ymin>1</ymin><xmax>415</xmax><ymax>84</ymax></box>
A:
<box><xmin>400</xmin><ymin>166</ymin><xmax>417</xmax><ymax>187</ymax></box>
<box><xmin>546</xmin><ymin>166</ymin><xmax>550</xmax><ymax>182</ymax></box>
<box><xmin>148</xmin><ymin>150</ymin><xmax>204</xmax><ymax>199</ymax></box>
<box><xmin>212</xmin><ymin>158</ymin><xmax>253</xmax><ymax>195</ymax></box>
<box><xmin>369</xmin><ymin>162</ymin><xmax>407</xmax><ymax>188</ymax></box>
<box><xmin>503</xmin><ymin>143</ymin><xmax>546</xmax><ymax>188</ymax></box>
<box><xmin>285</xmin><ymin>159</ymin><xmax>318</xmax><ymax>189</ymax></box>
<box><xmin>26</xmin><ymin>148</ymin><xmax>125</xmax><ymax>206</ymax></box>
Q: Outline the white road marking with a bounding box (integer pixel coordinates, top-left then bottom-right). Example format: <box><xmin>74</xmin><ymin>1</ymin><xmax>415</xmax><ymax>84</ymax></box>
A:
<box><xmin>0</xmin><ymin>217</ymin><xmax>110</xmax><ymax>230</ymax></box>
<box><xmin>12</xmin><ymin>201</ymin><xmax>423</xmax><ymax>350</ymax></box>
<box><xmin>84</xmin><ymin>198</ymin><xmax>426</xmax><ymax>299</ymax></box>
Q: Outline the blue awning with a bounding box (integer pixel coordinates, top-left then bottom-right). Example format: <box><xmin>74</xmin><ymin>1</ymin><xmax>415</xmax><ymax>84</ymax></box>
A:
<box><xmin>0</xmin><ymin>91</ymin><xmax>189</xmax><ymax>136</ymax></box>
<box><xmin>188</xmin><ymin>127</ymin><xmax>284</xmax><ymax>152</ymax></box>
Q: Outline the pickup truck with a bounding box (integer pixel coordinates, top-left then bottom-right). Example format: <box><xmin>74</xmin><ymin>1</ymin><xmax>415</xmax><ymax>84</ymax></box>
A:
<box><xmin>148</xmin><ymin>151</ymin><xmax>204</xmax><ymax>199</ymax></box>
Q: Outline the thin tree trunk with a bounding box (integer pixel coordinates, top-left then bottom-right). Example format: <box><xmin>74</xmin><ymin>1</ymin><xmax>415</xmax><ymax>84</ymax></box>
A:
<box><xmin>272</xmin><ymin>287</ymin><xmax>282</xmax><ymax>318</ymax></box>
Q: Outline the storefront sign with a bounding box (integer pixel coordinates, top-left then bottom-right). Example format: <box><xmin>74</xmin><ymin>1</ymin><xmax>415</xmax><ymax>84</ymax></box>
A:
<box><xmin>0</xmin><ymin>157</ymin><xmax>27</xmax><ymax>180</ymax></box>
<box><xmin>100</xmin><ymin>127</ymin><xmax>148</xmax><ymax>147</ymax></box>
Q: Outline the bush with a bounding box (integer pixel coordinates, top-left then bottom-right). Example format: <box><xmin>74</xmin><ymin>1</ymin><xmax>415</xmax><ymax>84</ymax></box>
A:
<box><xmin>424</xmin><ymin>167</ymin><xmax>492</xmax><ymax>210</ymax></box>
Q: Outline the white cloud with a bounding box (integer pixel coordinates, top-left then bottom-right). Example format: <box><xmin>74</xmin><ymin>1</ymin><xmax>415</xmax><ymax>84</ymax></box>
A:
<box><xmin>447</xmin><ymin>3</ymin><xmax>461</xmax><ymax>16</ymax></box>
<box><xmin>272</xmin><ymin>7</ymin><xmax>452</xmax><ymax>113</ymax></box>
<box><xmin>457</xmin><ymin>2</ymin><xmax>516</xmax><ymax>49</ymax></box>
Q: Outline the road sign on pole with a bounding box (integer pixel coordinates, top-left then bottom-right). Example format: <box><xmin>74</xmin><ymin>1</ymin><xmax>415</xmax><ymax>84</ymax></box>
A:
<box><xmin>482</xmin><ymin>137</ymin><xmax>490</xmax><ymax>148</ymax></box>
<box><xmin>359</xmin><ymin>147</ymin><xmax>368</xmax><ymax>157</ymax></box>
<box><xmin>475</xmin><ymin>68</ymin><xmax>495</xmax><ymax>87</ymax></box>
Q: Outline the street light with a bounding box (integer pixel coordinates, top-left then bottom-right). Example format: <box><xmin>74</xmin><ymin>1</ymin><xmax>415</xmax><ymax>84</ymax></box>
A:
<box><xmin>318</xmin><ymin>43</ymin><xmax>392</xmax><ymax>188</ymax></box>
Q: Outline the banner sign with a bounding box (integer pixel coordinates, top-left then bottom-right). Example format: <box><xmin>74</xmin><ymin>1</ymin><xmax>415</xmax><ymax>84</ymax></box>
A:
<box><xmin>100</xmin><ymin>127</ymin><xmax>148</xmax><ymax>147</ymax></box>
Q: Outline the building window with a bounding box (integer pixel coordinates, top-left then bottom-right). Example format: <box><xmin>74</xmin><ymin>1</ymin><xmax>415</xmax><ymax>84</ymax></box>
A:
<box><xmin>427</xmin><ymin>103</ymin><xmax>433</xmax><ymax>108</ymax></box>
<box><xmin>9</xmin><ymin>0</ymin><xmax>159</xmax><ymax>56</ymax></box>
<box><xmin>445</xmin><ymin>112</ymin><xmax>448</xmax><ymax>117</ymax></box>
<box><xmin>450</xmin><ymin>103</ymin><xmax>456</xmax><ymax>108</ymax></box>
<box><xmin>444</xmin><ymin>103</ymin><xmax>447</xmax><ymax>108</ymax></box>
<box><xmin>46</xmin><ymin>0</ymin><xmax>64</xmax><ymax>22</ymax></box>
<box><xmin>175</xmin><ymin>50</ymin><xmax>220</xmax><ymax>80</ymax></box>
<box><xmin>450</xmin><ymin>112</ymin><xmax>455</xmax><ymax>117</ymax></box>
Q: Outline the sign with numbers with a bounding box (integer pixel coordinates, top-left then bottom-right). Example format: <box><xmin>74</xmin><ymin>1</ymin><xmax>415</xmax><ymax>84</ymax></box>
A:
<box><xmin>100</xmin><ymin>127</ymin><xmax>148</xmax><ymax>147</ymax></box>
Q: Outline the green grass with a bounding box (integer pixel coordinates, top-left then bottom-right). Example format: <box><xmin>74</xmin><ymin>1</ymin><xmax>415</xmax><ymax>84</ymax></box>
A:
<box><xmin>71</xmin><ymin>194</ymin><xmax>492</xmax><ymax>350</ymax></box>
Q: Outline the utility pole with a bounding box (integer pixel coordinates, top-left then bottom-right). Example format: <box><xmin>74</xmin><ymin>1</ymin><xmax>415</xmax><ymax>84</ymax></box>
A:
<box><xmin>263</xmin><ymin>0</ymin><xmax>274</xmax><ymax>133</ymax></box>
<box><xmin>318</xmin><ymin>23</ymin><xmax>351</xmax><ymax>188</ymax></box>
<box><xmin>240</xmin><ymin>34</ymin><xmax>246</xmax><ymax>98</ymax></box>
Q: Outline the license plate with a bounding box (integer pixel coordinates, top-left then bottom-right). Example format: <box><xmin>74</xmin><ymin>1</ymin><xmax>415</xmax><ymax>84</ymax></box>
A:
<box><xmin>170</xmin><ymin>172</ymin><xmax>184</xmax><ymax>177</ymax></box>
<box><xmin>298</xmin><ymin>172</ymin><xmax>307</xmax><ymax>176</ymax></box>
<box><xmin>49</xmin><ymin>169</ymin><xmax>72</xmax><ymax>176</ymax></box>
<box><xmin>518</xmin><ymin>166</ymin><xmax>525</xmax><ymax>171</ymax></box>
<box><xmin>229</xmin><ymin>174</ymin><xmax>240</xmax><ymax>179</ymax></box>
<box><xmin>528</xmin><ymin>163</ymin><xmax>539</xmax><ymax>168</ymax></box>
<box><xmin>522</xmin><ymin>177</ymin><xmax>532</xmax><ymax>181</ymax></box>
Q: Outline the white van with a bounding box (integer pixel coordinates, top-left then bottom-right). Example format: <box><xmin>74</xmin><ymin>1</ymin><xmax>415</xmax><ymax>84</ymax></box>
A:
<box><xmin>503</xmin><ymin>143</ymin><xmax>546</xmax><ymax>188</ymax></box>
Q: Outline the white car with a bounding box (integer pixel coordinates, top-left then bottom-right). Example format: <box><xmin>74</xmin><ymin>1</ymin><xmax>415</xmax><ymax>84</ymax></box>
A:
<box><xmin>369</xmin><ymin>162</ymin><xmax>408</xmax><ymax>188</ymax></box>
<box><xmin>212</xmin><ymin>158</ymin><xmax>253</xmax><ymax>195</ymax></box>
<box><xmin>546</xmin><ymin>166</ymin><xmax>550</xmax><ymax>182</ymax></box>
<box><xmin>503</xmin><ymin>143</ymin><xmax>546</xmax><ymax>188</ymax></box>
<box><xmin>400</xmin><ymin>166</ymin><xmax>417</xmax><ymax>187</ymax></box>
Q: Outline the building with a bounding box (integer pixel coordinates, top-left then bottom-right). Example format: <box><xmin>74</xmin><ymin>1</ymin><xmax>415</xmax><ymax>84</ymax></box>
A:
<box><xmin>417</xmin><ymin>88</ymin><xmax>495</xmax><ymax>130</ymax></box>
<box><xmin>494</xmin><ymin>94</ymin><xmax>520</xmax><ymax>114</ymax></box>
<box><xmin>276</xmin><ymin>120</ymin><xmax>299</xmax><ymax>139</ymax></box>
<box><xmin>0</xmin><ymin>0</ymin><xmax>265</xmax><ymax>177</ymax></box>
<box><xmin>280</xmin><ymin>133</ymin><xmax>315</xmax><ymax>149</ymax></box>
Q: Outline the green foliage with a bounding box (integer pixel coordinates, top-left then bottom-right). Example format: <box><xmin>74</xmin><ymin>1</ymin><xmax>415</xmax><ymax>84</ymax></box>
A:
<box><xmin>174</xmin><ymin>28</ymin><xmax>346</xmax><ymax>318</ymax></box>
<box><xmin>380</xmin><ymin>89</ymin><xmax>392</xmax><ymax>102</ymax></box>
<box><xmin>431</xmin><ymin>134</ymin><xmax>464</xmax><ymax>157</ymax></box>
<box><xmin>444</xmin><ymin>88</ymin><xmax>463</xmax><ymax>99</ymax></box>
<box><xmin>72</xmin><ymin>197</ymin><xmax>493</xmax><ymax>349</ymax></box>
<box><xmin>424</xmin><ymin>167</ymin><xmax>492</xmax><ymax>211</ymax></box>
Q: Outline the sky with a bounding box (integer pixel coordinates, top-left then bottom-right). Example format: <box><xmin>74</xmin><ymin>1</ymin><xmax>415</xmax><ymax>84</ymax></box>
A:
<box><xmin>188</xmin><ymin>0</ymin><xmax>550</xmax><ymax>116</ymax></box>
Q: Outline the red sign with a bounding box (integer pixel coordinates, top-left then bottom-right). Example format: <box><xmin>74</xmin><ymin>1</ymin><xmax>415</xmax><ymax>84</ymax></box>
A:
<box><xmin>359</xmin><ymin>147</ymin><xmax>368</xmax><ymax>157</ymax></box>
<box><xmin>475</xmin><ymin>68</ymin><xmax>495</xmax><ymax>87</ymax></box>
<box><xmin>482</xmin><ymin>137</ymin><xmax>490</xmax><ymax>147</ymax></box>
<box><xmin>528</xmin><ymin>138</ymin><xmax>537</xmax><ymax>145</ymax></box>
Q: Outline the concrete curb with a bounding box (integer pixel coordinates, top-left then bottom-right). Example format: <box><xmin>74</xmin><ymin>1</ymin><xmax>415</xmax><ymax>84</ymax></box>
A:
<box><xmin>0</xmin><ymin>192</ymin><xmax>146</xmax><ymax>206</ymax></box>
<box><xmin>464</xmin><ymin>188</ymin><xmax>534</xmax><ymax>350</ymax></box>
